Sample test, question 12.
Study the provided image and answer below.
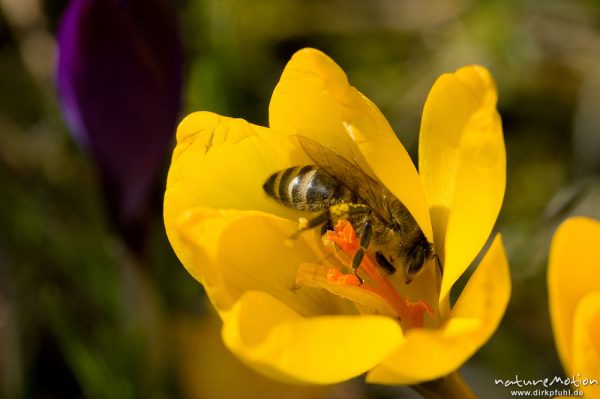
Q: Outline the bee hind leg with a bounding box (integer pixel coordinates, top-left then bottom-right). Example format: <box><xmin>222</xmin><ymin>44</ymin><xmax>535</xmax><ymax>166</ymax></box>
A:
<box><xmin>350</xmin><ymin>219</ymin><xmax>372</xmax><ymax>284</ymax></box>
<box><xmin>293</xmin><ymin>211</ymin><xmax>329</xmax><ymax>238</ymax></box>
<box><xmin>320</xmin><ymin>219</ymin><xmax>334</xmax><ymax>235</ymax></box>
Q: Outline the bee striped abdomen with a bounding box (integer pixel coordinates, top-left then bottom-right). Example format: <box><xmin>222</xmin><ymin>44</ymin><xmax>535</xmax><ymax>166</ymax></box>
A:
<box><xmin>263</xmin><ymin>165</ymin><xmax>353</xmax><ymax>211</ymax></box>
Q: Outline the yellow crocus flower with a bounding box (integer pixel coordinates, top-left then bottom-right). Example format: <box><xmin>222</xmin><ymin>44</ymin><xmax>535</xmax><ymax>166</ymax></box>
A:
<box><xmin>164</xmin><ymin>48</ymin><xmax>510</xmax><ymax>388</ymax></box>
<box><xmin>549</xmin><ymin>217</ymin><xmax>600</xmax><ymax>398</ymax></box>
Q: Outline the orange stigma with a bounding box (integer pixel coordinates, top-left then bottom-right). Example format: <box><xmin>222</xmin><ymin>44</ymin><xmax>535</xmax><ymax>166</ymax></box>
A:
<box><xmin>324</xmin><ymin>220</ymin><xmax>432</xmax><ymax>329</ymax></box>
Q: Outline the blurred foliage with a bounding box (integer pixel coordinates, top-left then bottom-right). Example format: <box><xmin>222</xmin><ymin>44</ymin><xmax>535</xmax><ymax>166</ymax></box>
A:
<box><xmin>1</xmin><ymin>0</ymin><xmax>600</xmax><ymax>398</ymax></box>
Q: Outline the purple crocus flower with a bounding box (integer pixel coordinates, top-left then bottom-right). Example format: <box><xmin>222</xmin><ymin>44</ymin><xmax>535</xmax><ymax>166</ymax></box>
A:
<box><xmin>57</xmin><ymin>0</ymin><xmax>183</xmax><ymax>250</ymax></box>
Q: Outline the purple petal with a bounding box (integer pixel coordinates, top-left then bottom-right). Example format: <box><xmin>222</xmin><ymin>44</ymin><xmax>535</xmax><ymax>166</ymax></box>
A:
<box><xmin>56</xmin><ymin>0</ymin><xmax>183</xmax><ymax>235</ymax></box>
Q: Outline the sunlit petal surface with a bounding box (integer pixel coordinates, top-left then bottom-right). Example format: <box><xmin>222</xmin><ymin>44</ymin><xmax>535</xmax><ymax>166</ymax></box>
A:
<box><xmin>165</xmin><ymin>111</ymin><xmax>309</xmax><ymax>221</ymax></box>
<box><xmin>572</xmin><ymin>292</ymin><xmax>600</xmax><ymax>398</ymax></box>
<box><xmin>221</xmin><ymin>290</ymin><xmax>403</xmax><ymax>384</ymax></box>
<box><xmin>549</xmin><ymin>217</ymin><xmax>600</xmax><ymax>380</ymax></box>
<box><xmin>418</xmin><ymin>66</ymin><xmax>505</xmax><ymax>304</ymax></box>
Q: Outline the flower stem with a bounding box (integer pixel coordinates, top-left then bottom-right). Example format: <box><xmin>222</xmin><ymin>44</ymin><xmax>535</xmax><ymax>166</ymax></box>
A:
<box><xmin>410</xmin><ymin>372</ymin><xmax>477</xmax><ymax>399</ymax></box>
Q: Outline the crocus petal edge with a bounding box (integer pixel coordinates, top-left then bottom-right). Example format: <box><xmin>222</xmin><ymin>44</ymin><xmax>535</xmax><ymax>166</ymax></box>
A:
<box><xmin>222</xmin><ymin>290</ymin><xmax>404</xmax><ymax>385</ymax></box>
<box><xmin>418</xmin><ymin>65</ymin><xmax>505</xmax><ymax>304</ymax></box>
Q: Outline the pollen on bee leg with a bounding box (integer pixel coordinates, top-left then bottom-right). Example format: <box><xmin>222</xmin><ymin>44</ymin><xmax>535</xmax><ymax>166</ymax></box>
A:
<box><xmin>297</xmin><ymin>217</ymin><xmax>309</xmax><ymax>230</ymax></box>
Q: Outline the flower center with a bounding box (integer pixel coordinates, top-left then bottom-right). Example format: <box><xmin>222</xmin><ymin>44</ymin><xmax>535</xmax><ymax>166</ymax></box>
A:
<box><xmin>296</xmin><ymin>219</ymin><xmax>434</xmax><ymax>330</ymax></box>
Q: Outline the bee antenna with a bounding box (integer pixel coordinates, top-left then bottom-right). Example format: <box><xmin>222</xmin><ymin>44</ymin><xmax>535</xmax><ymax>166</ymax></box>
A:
<box><xmin>434</xmin><ymin>254</ymin><xmax>443</xmax><ymax>274</ymax></box>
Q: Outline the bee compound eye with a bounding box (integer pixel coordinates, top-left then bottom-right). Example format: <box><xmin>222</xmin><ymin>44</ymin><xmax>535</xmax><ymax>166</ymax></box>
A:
<box><xmin>409</xmin><ymin>261</ymin><xmax>423</xmax><ymax>275</ymax></box>
<box><xmin>407</xmin><ymin>246</ymin><xmax>426</xmax><ymax>277</ymax></box>
<box><xmin>375</xmin><ymin>251</ymin><xmax>397</xmax><ymax>274</ymax></box>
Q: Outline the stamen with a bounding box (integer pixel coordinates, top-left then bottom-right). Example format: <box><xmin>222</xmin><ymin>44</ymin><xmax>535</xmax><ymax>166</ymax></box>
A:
<box><xmin>326</xmin><ymin>268</ymin><xmax>362</xmax><ymax>286</ymax></box>
<box><xmin>324</xmin><ymin>220</ymin><xmax>432</xmax><ymax>329</ymax></box>
<box><xmin>296</xmin><ymin>263</ymin><xmax>398</xmax><ymax>316</ymax></box>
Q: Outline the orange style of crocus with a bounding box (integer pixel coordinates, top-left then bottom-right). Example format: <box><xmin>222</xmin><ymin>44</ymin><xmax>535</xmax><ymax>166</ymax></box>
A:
<box><xmin>164</xmin><ymin>48</ymin><xmax>511</xmax><ymax>386</ymax></box>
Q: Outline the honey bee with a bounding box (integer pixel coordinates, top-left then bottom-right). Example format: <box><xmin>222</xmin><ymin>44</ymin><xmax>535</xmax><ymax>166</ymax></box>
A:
<box><xmin>263</xmin><ymin>137</ymin><xmax>435</xmax><ymax>284</ymax></box>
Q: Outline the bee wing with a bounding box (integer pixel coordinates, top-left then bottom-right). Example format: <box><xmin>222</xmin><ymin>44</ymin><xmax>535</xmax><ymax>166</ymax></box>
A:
<box><xmin>297</xmin><ymin>136</ymin><xmax>394</xmax><ymax>222</ymax></box>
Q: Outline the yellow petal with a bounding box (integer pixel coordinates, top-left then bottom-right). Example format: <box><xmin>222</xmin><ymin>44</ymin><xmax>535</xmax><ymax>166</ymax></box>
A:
<box><xmin>171</xmin><ymin>313</ymin><xmax>332</xmax><ymax>399</ymax></box>
<box><xmin>549</xmin><ymin>217</ymin><xmax>600</xmax><ymax>375</ymax></box>
<box><xmin>418</xmin><ymin>65</ymin><xmax>505</xmax><ymax>304</ymax></box>
<box><xmin>173</xmin><ymin>208</ymin><xmax>350</xmax><ymax>318</ymax></box>
<box><xmin>222</xmin><ymin>290</ymin><xmax>403</xmax><ymax>385</ymax></box>
<box><xmin>571</xmin><ymin>292</ymin><xmax>600</xmax><ymax>398</ymax></box>
<box><xmin>269</xmin><ymin>48</ymin><xmax>432</xmax><ymax>240</ymax></box>
<box><xmin>366</xmin><ymin>235</ymin><xmax>510</xmax><ymax>385</ymax></box>
<box><xmin>164</xmin><ymin>111</ymin><xmax>313</xmax><ymax>234</ymax></box>
<box><xmin>164</xmin><ymin>111</ymin><xmax>316</xmax><ymax>303</ymax></box>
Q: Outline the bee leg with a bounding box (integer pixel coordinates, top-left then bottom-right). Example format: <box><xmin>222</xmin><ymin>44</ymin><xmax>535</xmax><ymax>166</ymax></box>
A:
<box><xmin>351</xmin><ymin>249</ymin><xmax>364</xmax><ymax>285</ymax></box>
<box><xmin>320</xmin><ymin>219</ymin><xmax>334</xmax><ymax>235</ymax></box>
<box><xmin>352</xmin><ymin>248</ymin><xmax>365</xmax><ymax>270</ymax></box>
<box><xmin>359</xmin><ymin>219</ymin><xmax>373</xmax><ymax>249</ymax></box>
<box><xmin>350</xmin><ymin>219</ymin><xmax>372</xmax><ymax>284</ymax></box>
<box><xmin>346</xmin><ymin>203</ymin><xmax>372</xmax><ymax>216</ymax></box>
<box><xmin>292</xmin><ymin>211</ymin><xmax>329</xmax><ymax>238</ymax></box>
<box><xmin>303</xmin><ymin>211</ymin><xmax>329</xmax><ymax>229</ymax></box>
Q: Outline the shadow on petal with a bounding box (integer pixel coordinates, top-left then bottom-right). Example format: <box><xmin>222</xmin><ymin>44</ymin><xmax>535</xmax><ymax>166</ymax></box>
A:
<box><xmin>172</xmin><ymin>208</ymin><xmax>352</xmax><ymax>318</ymax></box>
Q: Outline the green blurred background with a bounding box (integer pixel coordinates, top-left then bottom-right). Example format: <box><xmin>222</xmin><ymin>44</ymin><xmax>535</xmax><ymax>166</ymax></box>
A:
<box><xmin>1</xmin><ymin>0</ymin><xmax>600</xmax><ymax>398</ymax></box>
